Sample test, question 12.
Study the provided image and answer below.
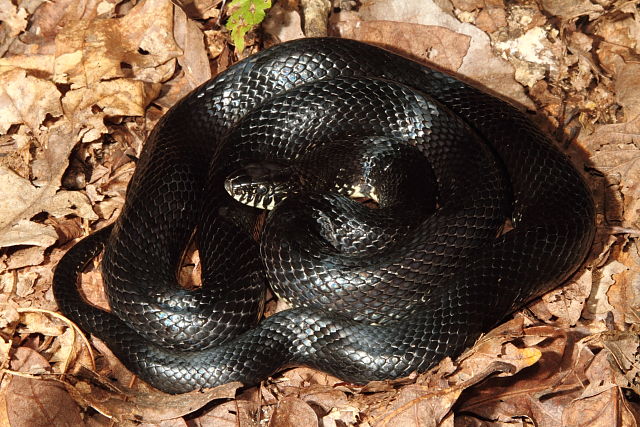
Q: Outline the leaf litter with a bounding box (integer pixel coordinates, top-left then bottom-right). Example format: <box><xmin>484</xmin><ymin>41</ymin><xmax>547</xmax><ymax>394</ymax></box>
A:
<box><xmin>1</xmin><ymin>0</ymin><xmax>640</xmax><ymax>425</ymax></box>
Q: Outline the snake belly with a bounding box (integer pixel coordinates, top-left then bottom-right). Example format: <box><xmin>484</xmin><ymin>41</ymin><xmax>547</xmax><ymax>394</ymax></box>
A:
<box><xmin>53</xmin><ymin>37</ymin><xmax>596</xmax><ymax>394</ymax></box>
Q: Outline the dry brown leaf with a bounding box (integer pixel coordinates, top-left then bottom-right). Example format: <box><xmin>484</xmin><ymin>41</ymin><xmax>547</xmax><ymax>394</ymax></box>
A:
<box><xmin>53</xmin><ymin>0</ymin><xmax>182</xmax><ymax>89</ymax></box>
<box><xmin>48</xmin><ymin>327</ymin><xmax>78</xmax><ymax>371</ymax></box>
<box><xmin>605</xmin><ymin>248</ymin><xmax>640</xmax><ymax>328</ymax></box>
<box><xmin>0</xmin><ymin>54</ymin><xmax>55</xmax><ymax>82</ymax></box>
<box><xmin>0</xmin><ymin>68</ymin><xmax>62</xmax><ymax>134</ymax></box>
<box><xmin>595</xmin><ymin>332</ymin><xmax>640</xmax><ymax>396</ymax></box>
<box><xmin>455</xmin><ymin>326</ymin><xmax>584</xmax><ymax>424</ymax></box>
<box><xmin>614</xmin><ymin>61</ymin><xmax>640</xmax><ymax>122</ymax></box>
<box><xmin>298</xmin><ymin>386</ymin><xmax>351</xmax><ymax>414</ymax></box>
<box><xmin>0</xmin><ymin>167</ymin><xmax>47</xmax><ymax>227</ymax></box>
<box><xmin>0</xmin><ymin>70</ymin><xmax>77</xmax><ymax>249</ymax></box>
<box><xmin>204</xmin><ymin>29</ymin><xmax>228</xmax><ymax>60</ymax></box>
<box><xmin>475</xmin><ymin>7</ymin><xmax>507</xmax><ymax>34</ymax></box>
<box><xmin>0</xmin><ymin>0</ymin><xmax>204</xmax><ymax>251</ymax></box>
<box><xmin>0</xmin><ymin>0</ymin><xmax>28</xmax><ymax>56</ymax></box>
<box><xmin>332</xmin><ymin>0</ymin><xmax>534</xmax><ymax>108</ymax></box>
<box><xmin>338</xmin><ymin>21</ymin><xmax>471</xmax><ymax>71</ymax></box>
<box><xmin>493</xmin><ymin>25</ymin><xmax>561</xmax><ymax>88</ymax></box>
<box><xmin>174</xmin><ymin>5</ymin><xmax>212</xmax><ymax>89</ymax></box>
<box><xmin>47</xmin><ymin>216</ymin><xmax>85</xmax><ymax>246</ymax></box>
<box><xmin>14</xmin><ymin>270</ymin><xmax>38</xmax><ymax>298</ymax></box>
<box><xmin>185</xmin><ymin>0</ymin><xmax>223</xmax><ymax>20</ymax></box>
<box><xmin>540</xmin><ymin>0</ymin><xmax>604</xmax><ymax>20</ymax></box>
<box><xmin>263</xmin><ymin>1</ymin><xmax>305</xmax><ymax>44</ymax></box>
<box><xmin>17</xmin><ymin>311</ymin><xmax>65</xmax><ymax>337</ymax></box>
<box><xmin>601</xmin><ymin>252</ymin><xmax>640</xmax><ymax>331</ymax></box>
<box><xmin>452</xmin><ymin>0</ymin><xmax>508</xmax><ymax>35</ymax></box>
<box><xmin>584</xmin><ymin>261</ymin><xmax>623</xmax><ymax>324</ymax></box>
<box><xmin>3</xmin><ymin>246</ymin><xmax>45</xmax><ymax>270</ymax></box>
<box><xmin>593</xmin><ymin>10</ymin><xmax>640</xmax><ymax>122</ymax></box>
<box><xmin>269</xmin><ymin>396</ymin><xmax>319</xmax><ymax>426</ymax></box>
<box><xmin>582</xmin><ymin>116</ymin><xmax>640</xmax><ymax>236</ymax></box>
<box><xmin>368</xmin><ymin>383</ymin><xmax>460</xmax><ymax>427</ymax></box>
<box><xmin>63</xmin><ymin>369</ymin><xmax>243</xmax><ymax>424</ymax></box>
<box><xmin>594</xmin><ymin>8</ymin><xmax>640</xmax><ymax>72</ymax></box>
<box><xmin>0</xmin><ymin>334</ymin><xmax>11</xmax><ymax>368</ymax></box>
<box><xmin>192</xmin><ymin>399</ymin><xmax>261</xmax><ymax>426</ymax></box>
<box><xmin>17</xmin><ymin>0</ymin><xmax>116</xmax><ymax>57</ymax></box>
<box><xmin>562</xmin><ymin>348</ymin><xmax>636</xmax><ymax>426</ymax></box>
<box><xmin>6</xmin><ymin>347</ymin><xmax>84</xmax><ymax>426</ymax></box>
<box><xmin>61</xmin><ymin>79</ymin><xmax>161</xmax><ymax>142</ymax></box>
<box><xmin>260</xmin><ymin>369</ymin><xmax>356</xmax><ymax>424</ymax></box>
<box><xmin>0</xmin><ymin>166</ymin><xmax>96</xmax><ymax>248</ymax></box>
<box><xmin>563</xmin><ymin>386</ymin><xmax>637</xmax><ymax>427</ymax></box>
<box><xmin>0</xmin><ymin>293</ymin><xmax>20</xmax><ymax>323</ymax></box>
<box><xmin>277</xmin><ymin>366</ymin><xmax>342</xmax><ymax>388</ymax></box>
<box><xmin>530</xmin><ymin>269</ymin><xmax>592</xmax><ymax>327</ymax></box>
<box><xmin>350</xmin><ymin>319</ymin><xmax>547</xmax><ymax>426</ymax></box>
<box><xmin>0</xmin><ymin>218</ymin><xmax>58</xmax><ymax>248</ymax></box>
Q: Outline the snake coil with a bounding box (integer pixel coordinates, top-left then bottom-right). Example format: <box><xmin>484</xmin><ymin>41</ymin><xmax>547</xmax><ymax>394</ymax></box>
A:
<box><xmin>54</xmin><ymin>38</ymin><xmax>595</xmax><ymax>394</ymax></box>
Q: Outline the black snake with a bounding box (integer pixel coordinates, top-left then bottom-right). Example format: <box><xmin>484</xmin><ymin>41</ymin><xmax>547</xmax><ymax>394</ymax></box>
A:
<box><xmin>53</xmin><ymin>37</ymin><xmax>596</xmax><ymax>394</ymax></box>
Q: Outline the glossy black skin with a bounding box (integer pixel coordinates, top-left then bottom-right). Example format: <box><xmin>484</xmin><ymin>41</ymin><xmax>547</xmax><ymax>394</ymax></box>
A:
<box><xmin>53</xmin><ymin>38</ymin><xmax>595</xmax><ymax>393</ymax></box>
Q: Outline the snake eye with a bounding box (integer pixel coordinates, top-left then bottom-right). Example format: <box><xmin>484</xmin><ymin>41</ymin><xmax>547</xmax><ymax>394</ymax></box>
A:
<box><xmin>257</xmin><ymin>185</ymin><xmax>268</xmax><ymax>195</ymax></box>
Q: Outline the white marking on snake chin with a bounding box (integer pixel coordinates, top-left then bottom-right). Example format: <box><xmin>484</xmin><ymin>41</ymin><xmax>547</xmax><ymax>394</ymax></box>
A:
<box><xmin>264</xmin><ymin>198</ymin><xmax>276</xmax><ymax>210</ymax></box>
<box><xmin>231</xmin><ymin>193</ymin><xmax>276</xmax><ymax>210</ymax></box>
<box><xmin>349</xmin><ymin>184</ymin><xmax>379</xmax><ymax>202</ymax></box>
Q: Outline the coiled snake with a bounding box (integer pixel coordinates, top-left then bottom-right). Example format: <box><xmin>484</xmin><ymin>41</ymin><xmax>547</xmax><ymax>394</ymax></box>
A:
<box><xmin>53</xmin><ymin>38</ymin><xmax>595</xmax><ymax>394</ymax></box>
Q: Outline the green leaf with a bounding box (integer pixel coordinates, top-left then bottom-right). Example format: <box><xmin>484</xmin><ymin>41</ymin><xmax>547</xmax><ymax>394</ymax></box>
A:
<box><xmin>226</xmin><ymin>0</ymin><xmax>272</xmax><ymax>53</ymax></box>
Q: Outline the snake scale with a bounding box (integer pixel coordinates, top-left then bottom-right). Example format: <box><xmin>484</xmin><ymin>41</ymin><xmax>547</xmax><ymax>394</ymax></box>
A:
<box><xmin>53</xmin><ymin>37</ymin><xmax>595</xmax><ymax>394</ymax></box>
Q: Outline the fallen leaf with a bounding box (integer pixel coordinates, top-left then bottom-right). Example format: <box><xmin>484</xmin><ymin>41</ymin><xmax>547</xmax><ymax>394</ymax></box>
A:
<box><xmin>0</xmin><ymin>166</ymin><xmax>97</xmax><ymax>248</ymax></box>
<box><xmin>6</xmin><ymin>347</ymin><xmax>84</xmax><ymax>426</ymax></box>
<box><xmin>338</xmin><ymin>20</ymin><xmax>471</xmax><ymax>71</ymax></box>
<box><xmin>270</xmin><ymin>396</ymin><xmax>318</xmax><ymax>426</ymax></box>
<box><xmin>614</xmin><ymin>61</ymin><xmax>640</xmax><ymax>122</ymax></box>
<box><xmin>562</xmin><ymin>348</ymin><xmax>636</xmax><ymax>426</ymax></box>
<box><xmin>17</xmin><ymin>311</ymin><xmax>65</xmax><ymax>337</ymax></box>
<box><xmin>263</xmin><ymin>0</ymin><xmax>305</xmax><ymax>44</ymax></box>
<box><xmin>53</xmin><ymin>0</ymin><xmax>182</xmax><ymax>89</ymax></box>
<box><xmin>0</xmin><ymin>295</ymin><xmax>20</xmax><ymax>329</ymax></box>
<box><xmin>0</xmin><ymin>219</ymin><xmax>58</xmax><ymax>248</ymax></box>
<box><xmin>3</xmin><ymin>245</ymin><xmax>46</xmax><ymax>270</ymax></box>
<box><xmin>0</xmin><ymin>68</ymin><xmax>62</xmax><ymax>134</ymax></box>
<box><xmin>540</xmin><ymin>0</ymin><xmax>604</xmax><ymax>21</ymax></box>
<box><xmin>368</xmin><ymin>383</ymin><xmax>461</xmax><ymax>427</ymax></box>
<box><xmin>451</xmin><ymin>0</ymin><xmax>507</xmax><ymax>34</ymax></box>
<box><xmin>333</xmin><ymin>0</ymin><xmax>534</xmax><ymax>108</ymax></box>
<box><xmin>0</xmin><ymin>0</ymin><xmax>28</xmax><ymax>56</ymax></box>
<box><xmin>530</xmin><ymin>269</ymin><xmax>592</xmax><ymax>327</ymax></box>
<box><xmin>192</xmin><ymin>399</ymin><xmax>261</xmax><ymax>426</ymax></box>
<box><xmin>63</xmin><ymin>369</ymin><xmax>243</xmax><ymax>424</ymax></box>
<box><xmin>586</xmin><ymin>261</ymin><xmax>622</xmax><ymax>319</ymax></box>
<box><xmin>173</xmin><ymin>5</ymin><xmax>212</xmax><ymax>89</ymax></box>
<box><xmin>61</xmin><ymin>78</ymin><xmax>161</xmax><ymax>142</ymax></box>
<box><xmin>598</xmin><ymin>332</ymin><xmax>640</xmax><ymax>396</ymax></box>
